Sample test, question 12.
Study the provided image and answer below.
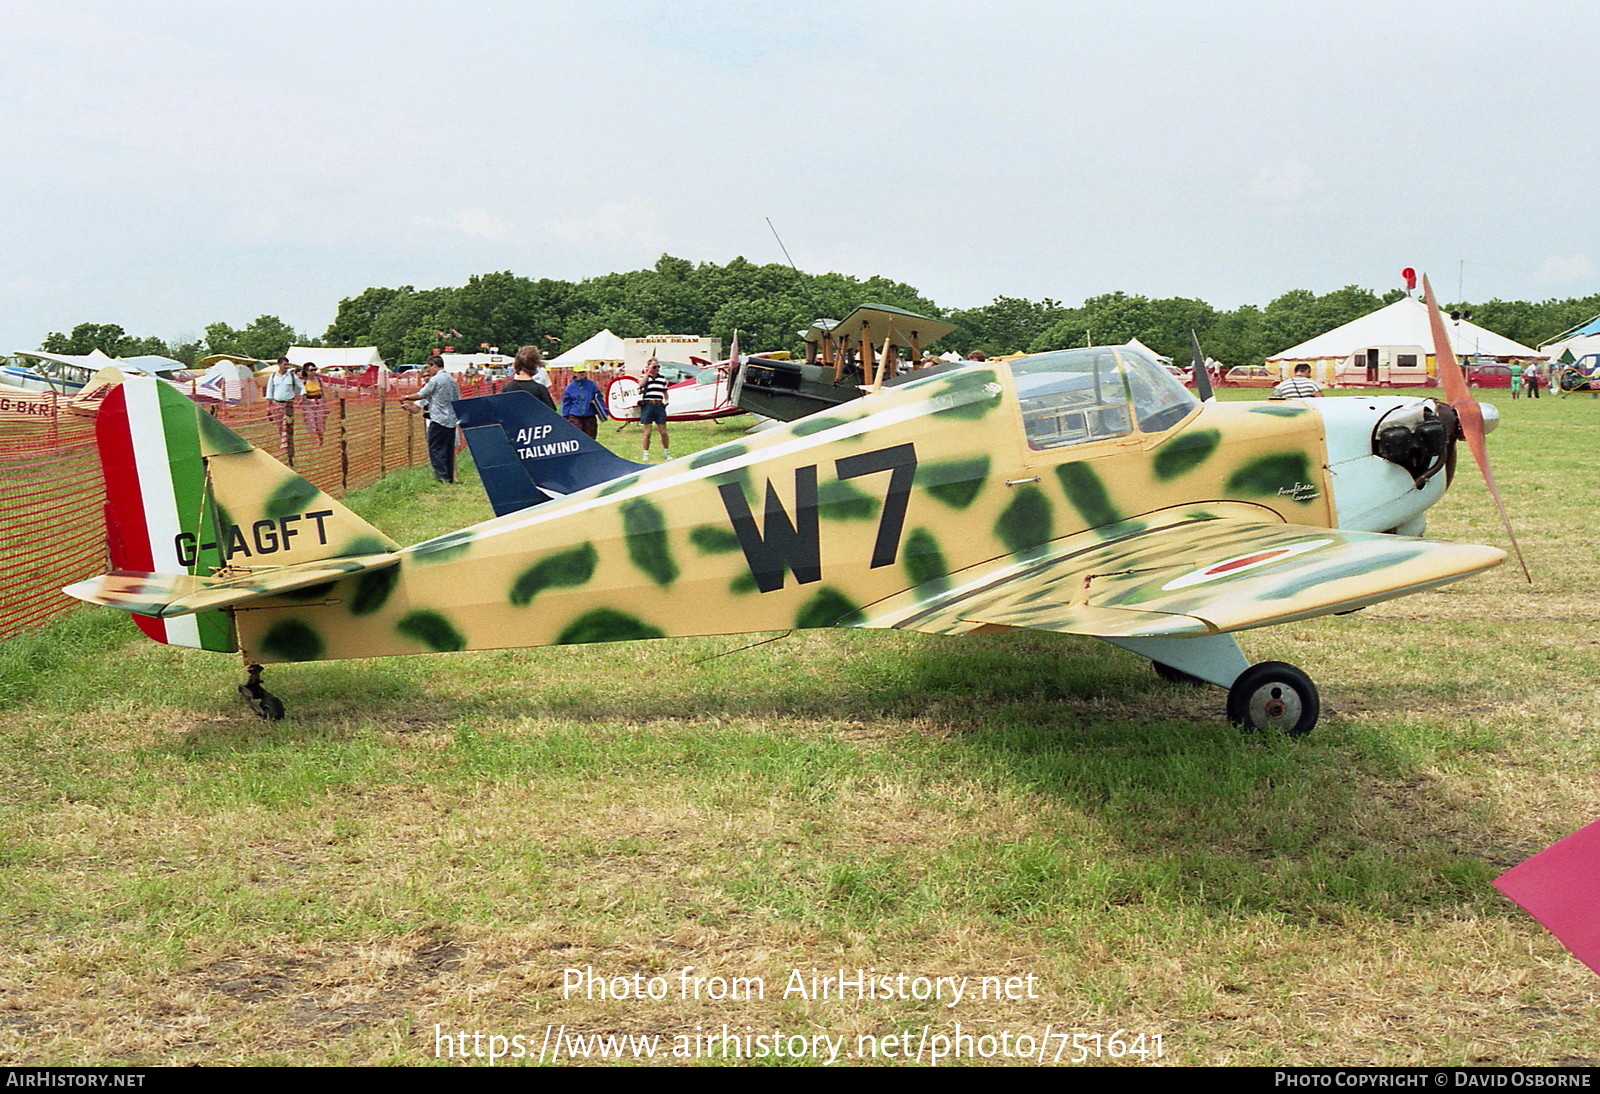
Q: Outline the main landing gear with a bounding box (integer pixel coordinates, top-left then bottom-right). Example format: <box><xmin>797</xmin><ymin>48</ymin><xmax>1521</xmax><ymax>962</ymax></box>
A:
<box><xmin>1103</xmin><ymin>635</ymin><xmax>1322</xmax><ymax>736</ymax></box>
<box><xmin>238</xmin><ymin>663</ymin><xmax>285</xmax><ymax>721</ymax></box>
<box><xmin>1224</xmin><ymin>661</ymin><xmax>1319</xmax><ymax>737</ymax></box>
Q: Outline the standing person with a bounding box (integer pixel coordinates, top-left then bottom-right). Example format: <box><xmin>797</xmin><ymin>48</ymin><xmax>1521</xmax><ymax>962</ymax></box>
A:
<box><xmin>1270</xmin><ymin>362</ymin><xmax>1322</xmax><ymax>398</ymax></box>
<box><xmin>560</xmin><ymin>362</ymin><xmax>603</xmax><ymax>439</ymax></box>
<box><xmin>637</xmin><ymin>357</ymin><xmax>671</xmax><ymax>461</ymax></box>
<box><xmin>298</xmin><ymin>363</ymin><xmax>326</xmax><ymax>442</ymax></box>
<box><xmin>505</xmin><ymin>346</ymin><xmax>556</xmax><ymax>410</ymax></box>
<box><xmin>402</xmin><ymin>355</ymin><xmax>461</xmax><ymax>483</ymax></box>
<box><xmin>263</xmin><ymin>356</ymin><xmax>304</xmax><ymax>450</ymax></box>
<box><xmin>1510</xmin><ymin>361</ymin><xmax>1524</xmax><ymax>399</ymax></box>
<box><xmin>1525</xmin><ymin>361</ymin><xmax>1542</xmax><ymax>400</ymax></box>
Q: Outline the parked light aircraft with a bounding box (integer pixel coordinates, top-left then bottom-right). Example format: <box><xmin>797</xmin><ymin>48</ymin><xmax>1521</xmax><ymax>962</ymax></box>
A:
<box><xmin>64</xmin><ymin>277</ymin><xmax>1515</xmax><ymax>734</ymax></box>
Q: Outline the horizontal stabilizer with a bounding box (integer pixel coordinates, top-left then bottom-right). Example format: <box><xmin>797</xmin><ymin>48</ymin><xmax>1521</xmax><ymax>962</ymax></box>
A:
<box><xmin>64</xmin><ymin>553</ymin><xmax>399</xmax><ymax>618</ymax></box>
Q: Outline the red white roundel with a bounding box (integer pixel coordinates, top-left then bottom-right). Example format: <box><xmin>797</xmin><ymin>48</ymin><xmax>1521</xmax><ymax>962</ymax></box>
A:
<box><xmin>1162</xmin><ymin>539</ymin><xmax>1332</xmax><ymax>591</ymax></box>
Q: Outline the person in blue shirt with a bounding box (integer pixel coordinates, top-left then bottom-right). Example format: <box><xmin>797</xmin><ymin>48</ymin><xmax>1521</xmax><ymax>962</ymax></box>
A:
<box><xmin>560</xmin><ymin>363</ymin><xmax>603</xmax><ymax>438</ymax></box>
<box><xmin>402</xmin><ymin>355</ymin><xmax>461</xmax><ymax>482</ymax></box>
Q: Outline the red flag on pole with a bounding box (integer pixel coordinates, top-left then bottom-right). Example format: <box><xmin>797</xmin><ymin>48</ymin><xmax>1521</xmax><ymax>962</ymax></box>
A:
<box><xmin>1401</xmin><ymin>268</ymin><xmax>1417</xmax><ymax>291</ymax></box>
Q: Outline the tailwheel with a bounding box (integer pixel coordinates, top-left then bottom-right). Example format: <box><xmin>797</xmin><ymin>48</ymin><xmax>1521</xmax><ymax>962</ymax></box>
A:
<box><xmin>237</xmin><ymin>663</ymin><xmax>286</xmax><ymax>721</ymax></box>
<box><xmin>1226</xmin><ymin>661</ymin><xmax>1318</xmax><ymax>737</ymax></box>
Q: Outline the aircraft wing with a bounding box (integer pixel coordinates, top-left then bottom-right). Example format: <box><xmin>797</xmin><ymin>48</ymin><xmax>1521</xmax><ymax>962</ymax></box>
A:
<box><xmin>858</xmin><ymin>514</ymin><xmax>1505</xmax><ymax>639</ymax></box>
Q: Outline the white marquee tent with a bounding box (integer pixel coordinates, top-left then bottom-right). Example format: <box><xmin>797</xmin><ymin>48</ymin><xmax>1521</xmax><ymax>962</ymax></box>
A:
<box><xmin>285</xmin><ymin>346</ymin><xmax>383</xmax><ymax>368</ymax></box>
<box><xmin>1266</xmin><ymin>296</ymin><xmax>1543</xmax><ymax>386</ymax></box>
<box><xmin>547</xmin><ymin>329</ymin><xmax>626</xmax><ymax>369</ymax></box>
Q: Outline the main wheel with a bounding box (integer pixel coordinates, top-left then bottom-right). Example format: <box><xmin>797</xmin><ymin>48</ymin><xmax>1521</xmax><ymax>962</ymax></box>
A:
<box><xmin>1226</xmin><ymin>661</ymin><xmax>1319</xmax><ymax>737</ymax></box>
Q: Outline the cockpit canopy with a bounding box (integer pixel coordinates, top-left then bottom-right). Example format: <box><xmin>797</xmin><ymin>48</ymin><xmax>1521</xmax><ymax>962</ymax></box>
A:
<box><xmin>1008</xmin><ymin>346</ymin><xmax>1198</xmax><ymax>450</ymax></box>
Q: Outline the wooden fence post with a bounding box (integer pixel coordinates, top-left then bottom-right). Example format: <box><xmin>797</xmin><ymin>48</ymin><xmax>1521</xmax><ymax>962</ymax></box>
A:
<box><xmin>338</xmin><ymin>398</ymin><xmax>349</xmax><ymax>494</ymax></box>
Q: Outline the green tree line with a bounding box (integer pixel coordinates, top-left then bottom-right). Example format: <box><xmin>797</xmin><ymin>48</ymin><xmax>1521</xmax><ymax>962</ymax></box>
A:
<box><xmin>36</xmin><ymin>255</ymin><xmax>1600</xmax><ymax>368</ymax></box>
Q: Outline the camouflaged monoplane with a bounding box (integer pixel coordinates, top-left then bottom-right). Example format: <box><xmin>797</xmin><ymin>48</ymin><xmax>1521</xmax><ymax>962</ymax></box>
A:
<box><xmin>65</xmin><ymin>277</ymin><xmax>1519</xmax><ymax>733</ymax></box>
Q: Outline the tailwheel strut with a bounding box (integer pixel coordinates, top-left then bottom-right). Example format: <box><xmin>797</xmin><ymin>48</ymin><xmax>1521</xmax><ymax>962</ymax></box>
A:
<box><xmin>238</xmin><ymin>663</ymin><xmax>286</xmax><ymax>721</ymax></box>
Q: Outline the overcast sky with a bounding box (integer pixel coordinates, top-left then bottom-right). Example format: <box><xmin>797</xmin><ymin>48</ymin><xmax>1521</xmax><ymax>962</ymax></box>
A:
<box><xmin>2</xmin><ymin>0</ymin><xmax>1595</xmax><ymax>352</ymax></box>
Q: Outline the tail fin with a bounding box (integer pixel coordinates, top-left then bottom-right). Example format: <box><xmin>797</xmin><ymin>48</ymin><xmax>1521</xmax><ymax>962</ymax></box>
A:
<box><xmin>80</xmin><ymin>379</ymin><xmax>398</xmax><ymax>650</ymax></box>
<box><xmin>454</xmin><ymin>390</ymin><xmax>646</xmax><ymax>515</ymax></box>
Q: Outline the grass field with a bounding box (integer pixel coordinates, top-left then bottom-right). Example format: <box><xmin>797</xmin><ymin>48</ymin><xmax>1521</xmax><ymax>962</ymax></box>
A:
<box><xmin>1</xmin><ymin>391</ymin><xmax>1596</xmax><ymax>1066</ymax></box>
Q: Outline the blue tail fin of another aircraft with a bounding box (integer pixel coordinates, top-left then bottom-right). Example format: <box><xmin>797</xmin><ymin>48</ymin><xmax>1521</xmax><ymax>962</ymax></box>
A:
<box><xmin>455</xmin><ymin>391</ymin><xmax>648</xmax><ymax>516</ymax></box>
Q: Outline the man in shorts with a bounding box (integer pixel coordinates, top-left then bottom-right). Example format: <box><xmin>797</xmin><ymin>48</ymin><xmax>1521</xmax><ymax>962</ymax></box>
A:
<box><xmin>637</xmin><ymin>357</ymin><xmax>671</xmax><ymax>461</ymax></box>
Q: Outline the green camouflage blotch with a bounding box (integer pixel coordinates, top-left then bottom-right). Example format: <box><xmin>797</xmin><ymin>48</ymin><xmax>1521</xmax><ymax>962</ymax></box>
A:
<box><xmin>795</xmin><ymin>587</ymin><xmax>865</xmax><ymax>629</ymax></box>
<box><xmin>919</xmin><ymin>456</ymin><xmax>990</xmax><ymax>509</ymax></box>
<box><xmin>1250</xmin><ymin>404</ymin><xmax>1308</xmax><ymax>417</ymax></box>
<box><xmin>1053</xmin><ymin>463</ymin><xmax>1119</xmax><ymax>528</ymax></box>
<box><xmin>996</xmin><ymin>486</ymin><xmax>1054</xmax><ymax>555</ymax></box>
<box><xmin>902</xmin><ymin>528</ymin><xmax>950</xmax><ymax>593</ymax></box>
<box><xmin>691</xmin><ymin>525</ymin><xmax>742</xmax><ymax>554</ymax></box>
<box><xmin>930</xmin><ymin>386</ymin><xmax>1000</xmax><ymax>420</ymax></box>
<box><xmin>556</xmin><ymin>608</ymin><xmax>665</xmax><ymax>645</ymax></box>
<box><xmin>397</xmin><ymin>610</ymin><xmax>465</xmax><ymax>652</ymax></box>
<box><xmin>1153</xmin><ymin>429</ymin><xmax>1221</xmax><ymax>480</ymax></box>
<box><xmin>730</xmin><ymin>571</ymin><xmax>758</xmax><ymax>594</ymax></box>
<box><xmin>410</xmin><ymin>529</ymin><xmax>475</xmax><ymax>562</ymax></box>
<box><xmin>711</xmin><ymin>467</ymin><xmax>753</xmax><ymax>500</ymax></box>
<box><xmin>791</xmin><ymin>415</ymin><xmax>851</xmax><ymax>436</ymax></box>
<box><xmin>1261</xmin><ymin>549</ymin><xmax>1424</xmax><ymax>600</ymax></box>
<box><xmin>688</xmin><ymin>443</ymin><xmax>747</xmax><ymax>469</ymax></box>
<box><xmin>264</xmin><ymin>477</ymin><xmax>321</xmax><ymax>519</ymax></box>
<box><xmin>620</xmin><ymin>497</ymin><xmax>678</xmax><ymax>586</ymax></box>
<box><xmin>1225</xmin><ymin>452</ymin><xmax>1314</xmax><ymax>501</ymax></box>
<box><xmin>260</xmin><ymin>619</ymin><xmax>323</xmax><ymax>661</ymax></box>
<box><xmin>510</xmin><ymin>542</ymin><xmax>598</xmax><ymax>606</ymax></box>
<box><xmin>349</xmin><ymin>565</ymin><xmax>400</xmax><ymax>615</ymax></box>
<box><xmin>817</xmin><ymin>477</ymin><xmax>879</xmax><ymax>521</ymax></box>
<box><xmin>196</xmin><ymin>410</ymin><xmax>251</xmax><ymax>454</ymax></box>
<box><xmin>341</xmin><ymin>534</ymin><xmax>395</xmax><ymax>556</ymax></box>
<box><xmin>281</xmin><ymin>580</ymin><xmax>337</xmax><ymax>602</ymax></box>
<box><xmin>598</xmin><ymin>473</ymin><xmax>640</xmax><ymax>497</ymax></box>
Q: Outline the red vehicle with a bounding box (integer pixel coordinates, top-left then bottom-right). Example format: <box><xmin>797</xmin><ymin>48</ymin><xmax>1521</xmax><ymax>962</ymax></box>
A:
<box><xmin>1466</xmin><ymin>361</ymin><xmax>1511</xmax><ymax>389</ymax></box>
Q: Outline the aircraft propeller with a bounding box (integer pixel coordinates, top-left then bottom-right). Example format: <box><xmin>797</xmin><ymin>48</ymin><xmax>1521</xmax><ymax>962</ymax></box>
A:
<box><xmin>1421</xmin><ymin>274</ymin><xmax>1531</xmax><ymax>582</ymax></box>
<box><xmin>1189</xmin><ymin>328</ymin><xmax>1215</xmax><ymax>401</ymax></box>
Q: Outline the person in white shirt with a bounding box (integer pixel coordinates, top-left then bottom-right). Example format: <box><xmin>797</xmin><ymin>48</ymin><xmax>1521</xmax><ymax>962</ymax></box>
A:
<box><xmin>263</xmin><ymin>356</ymin><xmax>304</xmax><ymax>450</ymax></box>
<box><xmin>1271</xmin><ymin>363</ymin><xmax>1322</xmax><ymax>399</ymax></box>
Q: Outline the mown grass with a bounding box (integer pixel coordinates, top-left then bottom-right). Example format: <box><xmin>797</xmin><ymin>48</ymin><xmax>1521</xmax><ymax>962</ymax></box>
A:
<box><xmin>0</xmin><ymin>395</ymin><xmax>1596</xmax><ymax>1066</ymax></box>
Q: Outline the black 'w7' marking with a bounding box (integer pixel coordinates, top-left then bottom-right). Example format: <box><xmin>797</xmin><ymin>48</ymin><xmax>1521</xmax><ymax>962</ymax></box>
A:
<box><xmin>835</xmin><ymin>443</ymin><xmax>917</xmax><ymax>569</ymax></box>
<box><xmin>718</xmin><ymin>443</ymin><xmax>918</xmax><ymax>593</ymax></box>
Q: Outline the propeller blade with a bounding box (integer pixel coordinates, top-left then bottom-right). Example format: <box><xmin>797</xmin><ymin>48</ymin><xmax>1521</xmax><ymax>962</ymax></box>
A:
<box><xmin>1422</xmin><ymin>274</ymin><xmax>1530</xmax><ymax>581</ymax></box>
<box><xmin>1189</xmin><ymin>328</ymin><xmax>1215</xmax><ymax>401</ymax></box>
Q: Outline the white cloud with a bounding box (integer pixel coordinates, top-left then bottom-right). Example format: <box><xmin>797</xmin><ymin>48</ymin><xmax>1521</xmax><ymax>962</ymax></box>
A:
<box><xmin>1252</xmin><ymin>159</ymin><xmax>1319</xmax><ymax>206</ymax></box>
<box><xmin>547</xmin><ymin>199</ymin><xmax>664</xmax><ymax>248</ymax></box>
<box><xmin>410</xmin><ymin>209</ymin><xmax>514</xmax><ymax>244</ymax></box>
<box><xmin>1534</xmin><ymin>253</ymin><xmax>1595</xmax><ymax>285</ymax></box>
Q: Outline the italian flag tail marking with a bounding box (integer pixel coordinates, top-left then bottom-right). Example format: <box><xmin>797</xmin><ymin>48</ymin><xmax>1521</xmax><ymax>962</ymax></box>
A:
<box><xmin>97</xmin><ymin>380</ymin><xmax>235</xmax><ymax>652</ymax></box>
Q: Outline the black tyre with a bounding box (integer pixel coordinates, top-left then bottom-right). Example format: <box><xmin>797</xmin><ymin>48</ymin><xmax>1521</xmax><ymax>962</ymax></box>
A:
<box><xmin>1226</xmin><ymin>661</ymin><xmax>1318</xmax><ymax>737</ymax></box>
<box><xmin>1153</xmin><ymin>661</ymin><xmax>1207</xmax><ymax>686</ymax></box>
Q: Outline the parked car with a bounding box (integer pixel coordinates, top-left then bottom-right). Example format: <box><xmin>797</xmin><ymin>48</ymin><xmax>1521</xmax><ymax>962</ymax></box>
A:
<box><xmin>1467</xmin><ymin>361</ymin><xmax>1510</xmax><ymax>388</ymax></box>
<box><xmin>1221</xmin><ymin>365</ymin><xmax>1281</xmax><ymax>388</ymax></box>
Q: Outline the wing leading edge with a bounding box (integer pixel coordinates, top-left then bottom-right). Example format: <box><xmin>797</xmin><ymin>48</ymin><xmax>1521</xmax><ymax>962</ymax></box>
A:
<box><xmin>856</xmin><ymin>510</ymin><xmax>1504</xmax><ymax>639</ymax></box>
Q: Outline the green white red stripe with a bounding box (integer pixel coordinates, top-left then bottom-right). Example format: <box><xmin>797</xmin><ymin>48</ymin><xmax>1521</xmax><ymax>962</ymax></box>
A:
<box><xmin>100</xmin><ymin>380</ymin><xmax>233</xmax><ymax>651</ymax></box>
